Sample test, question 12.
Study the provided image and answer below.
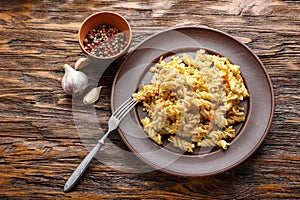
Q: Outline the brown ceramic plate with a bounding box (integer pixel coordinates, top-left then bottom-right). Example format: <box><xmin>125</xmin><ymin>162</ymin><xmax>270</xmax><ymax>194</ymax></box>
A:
<box><xmin>111</xmin><ymin>26</ymin><xmax>274</xmax><ymax>176</ymax></box>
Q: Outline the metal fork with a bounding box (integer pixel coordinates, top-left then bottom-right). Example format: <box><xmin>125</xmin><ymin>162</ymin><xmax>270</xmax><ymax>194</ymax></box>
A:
<box><xmin>64</xmin><ymin>97</ymin><xmax>137</xmax><ymax>192</ymax></box>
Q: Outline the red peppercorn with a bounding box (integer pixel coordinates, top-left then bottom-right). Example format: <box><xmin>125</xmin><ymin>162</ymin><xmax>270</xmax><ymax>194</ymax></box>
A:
<box><xmin>83</xmin><ymin>24</ymin><xmax>127</xmax><ymax>57</ymax></box>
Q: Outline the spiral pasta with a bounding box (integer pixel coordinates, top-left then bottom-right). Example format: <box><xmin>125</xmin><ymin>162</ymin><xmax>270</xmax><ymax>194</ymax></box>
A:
<box><xmin>132</xmin><ymin>49</ymin><xmax>249</xmax><ymax>152</ymax></box>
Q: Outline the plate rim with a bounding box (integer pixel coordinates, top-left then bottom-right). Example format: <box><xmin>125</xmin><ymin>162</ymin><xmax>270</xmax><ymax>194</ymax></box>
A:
<box><xmin>111</xmin><ymin>26</ymin><xmax>275</xmax><ymax>176</ymax></box>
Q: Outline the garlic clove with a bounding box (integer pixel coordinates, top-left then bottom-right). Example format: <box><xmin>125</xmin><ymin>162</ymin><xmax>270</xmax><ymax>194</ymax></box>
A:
<box><xmin>61</xmin><ymin>64</ymin><xmax>89</xmax><ymax>95</ymax></box>
<box><xmin>75</xmin><ymin>58</ymin><xmax>91</xmax><ymax>70</ymax></box>
<box><xmin>83</xmin><ymin>86</ymin><xmax>103</xmax><ymax>104</ymax></box>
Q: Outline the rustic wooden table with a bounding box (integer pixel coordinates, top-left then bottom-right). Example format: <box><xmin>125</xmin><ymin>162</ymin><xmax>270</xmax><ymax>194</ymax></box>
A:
<box><xmin>0</xmin><ymin>0</ymin><xmax>299</xmax><ymax>199</ymax></box>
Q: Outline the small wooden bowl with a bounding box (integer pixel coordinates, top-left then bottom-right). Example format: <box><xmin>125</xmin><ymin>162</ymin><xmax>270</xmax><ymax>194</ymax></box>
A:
<box><xmin>78</xmin><ymin>11</ymin><xmax>132</xmax><ymax>64</ymax></box>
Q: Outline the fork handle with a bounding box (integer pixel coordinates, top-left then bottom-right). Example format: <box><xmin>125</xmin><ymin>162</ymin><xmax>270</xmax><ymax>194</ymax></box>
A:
<box><xmin>64</xmin><ymin>141</ymin><xmax>105</xmax><ymax>192</ymax></box>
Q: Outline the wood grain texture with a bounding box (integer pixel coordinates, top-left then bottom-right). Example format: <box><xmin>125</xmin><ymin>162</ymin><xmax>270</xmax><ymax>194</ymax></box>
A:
<box><xmin>0</xmin><ymin>0</ymin><xmax>299</xmax><ymax>199</ymax></box>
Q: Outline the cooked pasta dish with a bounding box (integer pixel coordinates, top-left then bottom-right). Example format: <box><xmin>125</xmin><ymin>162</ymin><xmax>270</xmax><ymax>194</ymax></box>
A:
<box><xmin>132</xmin><ymin>49</ymin><xmax>249</xmax><ymax>152</ymax></box>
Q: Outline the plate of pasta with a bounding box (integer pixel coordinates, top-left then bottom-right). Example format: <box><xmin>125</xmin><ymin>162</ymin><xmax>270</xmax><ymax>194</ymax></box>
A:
<box><xmin>111</xmin><ymin>26</ymin><xmax>274</xmax><ymax>176</ymax></box>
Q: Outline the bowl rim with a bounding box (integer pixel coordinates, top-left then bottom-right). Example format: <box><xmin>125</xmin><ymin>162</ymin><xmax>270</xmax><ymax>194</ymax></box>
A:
<box><xmin>78</xmin><ymin>11</ymin><xmax>132</xmax><ymax>60</ymax></box>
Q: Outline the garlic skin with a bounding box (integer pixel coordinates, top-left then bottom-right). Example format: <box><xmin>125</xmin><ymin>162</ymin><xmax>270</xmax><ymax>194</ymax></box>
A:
<box><xmin>75</xmin><ymin>58</ymin><xmax>91</xmax><ymax>70</ymax></box>
<box><xmin>83</xmin><ymin>86</ymin><xmax>102</xmax><ymax>104</ymax></box>
<box><xmin>61</xmin><ymin>64</ymin><xmax>88</xmax><ymax>95</ymax></box>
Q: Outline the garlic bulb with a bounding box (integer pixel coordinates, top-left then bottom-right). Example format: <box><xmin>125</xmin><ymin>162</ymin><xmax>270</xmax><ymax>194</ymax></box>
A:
<box><xmin>83</xmin><ymin>86</ymin><xmax>102</xmax><ymax>104</ymax></box>
<box><xmin>75</xmin><ymin>58</ymin><xmax>91</xmax><ymax>70</ymax></box>
<box><xmin>61</xmin><ymin>64</ymin><xmax>88</xmax><ymax>95</ymax></box>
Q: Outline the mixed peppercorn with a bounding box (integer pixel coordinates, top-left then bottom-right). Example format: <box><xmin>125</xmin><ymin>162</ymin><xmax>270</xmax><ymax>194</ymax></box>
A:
<box><xmin>83</xmin><ymin>24</ymin><xmax>127</xmax><ymax>58</ymax></box>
